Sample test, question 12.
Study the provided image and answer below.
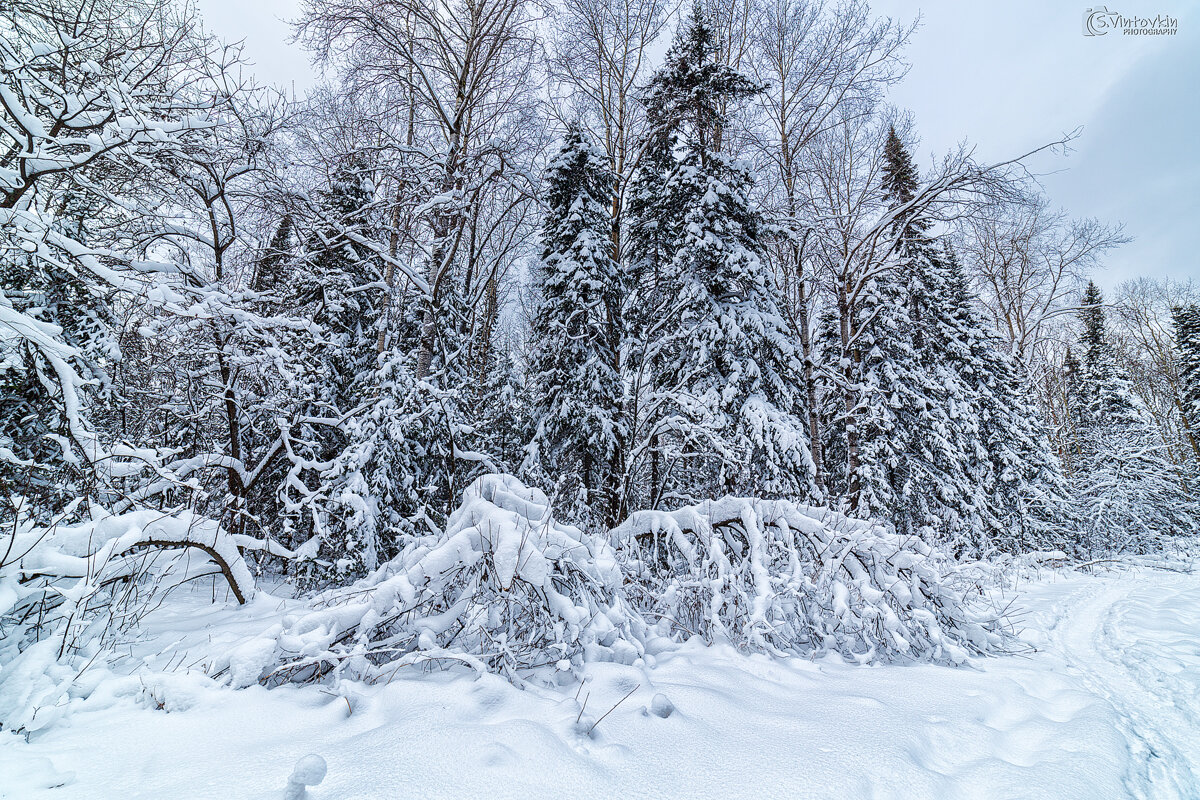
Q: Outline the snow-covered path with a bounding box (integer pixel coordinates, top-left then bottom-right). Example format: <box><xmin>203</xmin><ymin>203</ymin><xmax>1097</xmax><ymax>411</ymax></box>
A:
<box><xmin>2</xmin><ymin>567</ymin><xmax>1198</xmax><ymax>799</ymax></box>
<box><xmin>1047</xmin><ymin>572</ymin><xmax>1200</xmax><ymax>799</ymax></box>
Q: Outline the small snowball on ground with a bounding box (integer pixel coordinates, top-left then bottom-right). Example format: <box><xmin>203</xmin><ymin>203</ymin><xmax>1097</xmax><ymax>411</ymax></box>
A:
<box><xmin>284</xmin><ymin>754</ymin><xmax>327</xmax><ymax>800</ymax></box>
<box><xmin>649</xmin><ymin>693</ymin><xmax>675</xmax><ymax>719</ymax></box>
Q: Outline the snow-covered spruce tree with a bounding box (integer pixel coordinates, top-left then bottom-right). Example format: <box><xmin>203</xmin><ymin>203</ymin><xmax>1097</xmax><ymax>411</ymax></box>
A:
<box><xmin>839</xmin><ymin>253</ymin><xmax>917</xmax><ymax>524</ymax></box>
<box><xmin>872</xmin><ymin>128</ymin><xmax>981</xmax><ymax>546</ymax></box>
<box><xmin>1076</xmin><ymin>281</ymin><xmax>1108</xmax><ymax>427</ymax></box>
<box><xmin>298</xmin><ymin>159</ymin><xmax>383</xmax><ymax>417</ymax></box>
<box><xmin>626</xmin><ymin>6</ymin><xmax>817</xmax><ymax>506</ymax></box>
<box><xmin>307</xmin><ymin>267</ymin><xmax>488</xmax><ymax>586</ymax></box>
<box><xmin>941</xmin><ymin>247</ymin><xmax>1071</xmax><ymax>554</ymax></box>
<box><xmin>286</xmin><ymin>158</ymin><xmax>490</xmax><ymax>583</ymax></box>
<box><xmin>1074</xmin><ymin>282</ymin><xmax>1194</xmax><ymax>551</ymax></box>
<box><xmin>1173</xmin><ymin>302</ymin><xmax>1200</xmax><ymax>504</ymax></box>
<box><xmin>253</xmin><ymin>214</ymin><xmax>297</xmax><ymax>295</ymax></box>
<box><xmin>477</xmin><ymin>338</ymin><xmax>532</xmax><ymax>476</ymax></box>
<box><xmin>1060</xmin><ymin>345</ymin><xmax>1085</xmax><ymax>473</ymax></box>
<box><xmin>316</xmin><ymin>353</ymin><xmax>474</xmax><ymax>580</ymax></box>
<box><xmin>814</xmin><ymin>122</ymin><xmax>921</xmax><ymax>532</ymax></box>
<box><xmin>1175</xmin><ymin>302</ymin><xmax>1200</xmax><ymax>453</ymax></box>
<box><xmin>229</xmin><ymin>211</ymin><xmax>307</xmax><ymax>542</ymax></box>
<box><xmin>526</xmin><ymin>127</ymin><xmax>625</xmax><ymax>525</ymax></box>
<box><xmin>831</xmin><ymin>126</ymin><xmax>971</xmax><ymax>544</ymax></box>
<box><xmin>276</xmin><ymin>159</ymin><xmax>394</xmax><ymax>580</ymax></box>
<box><xmin>831</xmin><ymin>128</ymin><xmax>1071</xmax><ymax>556</ymax></box>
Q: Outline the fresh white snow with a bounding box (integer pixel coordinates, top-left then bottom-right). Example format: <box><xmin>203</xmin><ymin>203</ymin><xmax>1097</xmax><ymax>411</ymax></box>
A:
<box><xmin>3</xmin><ymin>565</ymin><xmax>1198</xmax><ymax>799</ymax></box>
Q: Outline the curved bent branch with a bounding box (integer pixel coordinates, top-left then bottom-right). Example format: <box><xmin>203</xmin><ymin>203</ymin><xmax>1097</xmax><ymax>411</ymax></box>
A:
<box><xmin>121</xmin><ymin>538</ymin><xmax>249</xmax><ymax>604</ymax></box>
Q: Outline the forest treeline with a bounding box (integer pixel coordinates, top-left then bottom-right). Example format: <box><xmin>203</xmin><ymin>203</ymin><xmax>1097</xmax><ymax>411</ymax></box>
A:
<box><xmin>2</xmin><ymin>0</ymin><xmax>1198</xmax><ymax>594</ymax></box>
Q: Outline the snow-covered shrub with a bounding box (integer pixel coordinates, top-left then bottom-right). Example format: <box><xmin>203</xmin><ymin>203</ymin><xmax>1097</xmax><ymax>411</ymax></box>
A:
<box><xmin>613</xmin><ymin>498</ymin><xmax>1008</xmax><ymax>664</ymax></box>
<box><xmin>225</xmin><ymin>475</ymin><xmax>1018</xmax><ymax>688</ymax></box>
<box><xmin>309</xmin><ymin>360</ymin><xmax>488</xmax><ymax>586</ymax></box>
<box><xmin>244</xmin><ymin>475</ymin><xmax>645</xmax><ymax>686</ymax></box>
<box><xmin>0</xmin><ymin>504</ymin><xmax>269</xmax><ymax>729</ymax></box>
<box><xmin>0</xmin><ymin>510</ymin><xmax>262</xmax><ymax>666</ymax></box>
<box><xmin>244</xmin><ymin>476</ymin><xmax>1011</xmax><ymax>690</ymax></box>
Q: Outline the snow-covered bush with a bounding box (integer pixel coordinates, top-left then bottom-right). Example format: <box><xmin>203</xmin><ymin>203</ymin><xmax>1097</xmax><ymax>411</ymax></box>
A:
<box><xmin>235</xmin><ymin>475</ymin><xmax>1010</xmax><ymax>691</ymax></box>
<box><xmin>0</xmin><ymin>504</ymin><xmax>282</xmax><ymax>729</ymax></box>
<box><xmin>241</xmin><ymin>475</ymin><xmax>646</xmax><ymax>686</ymax></box>
<box><xmin>613</xmin><ymin>498</ymin><xmax>1008</xmax><ymax>664</ymax></box>
<box><xmin>2</xmin><ymin>473</ymin><xmax>1016</xmax><ymax>726</ymax></box>
<box><xmin>0</xmin><ymin>507</ymin><xmax>264</xmax><ymax>676</ymax></box>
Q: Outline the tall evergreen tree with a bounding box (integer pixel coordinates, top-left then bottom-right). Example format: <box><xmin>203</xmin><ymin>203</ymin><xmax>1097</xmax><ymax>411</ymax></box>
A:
<box><xmin>846</xmin><ymin>126</ymin><xmax>974</xmax><ymax>543</ymax></box>
<box><xmin>296</xmin><ymin>159</ymin><xmax>492</xmax><ymax>582</ymax></box>
<box><xmin>839</xmin><ymin>129</ymin><xmax>1072</xmax><ymax>554</ymax></box>
<box><xmin>881</xmin><ymin>126</ymin><xmax>919</xmax><ymax>228</ymax></box>
<box><xmin>1173</xmin><ymin>302</ymin><xmax>1200</xmax><ymax>510</ymax></box>
<box><xmin>1061</xmin><ymin>346</ymin><xmax>1084</xmax><ymax>470</ymax></box>
<box><xmin>1073</xmin><ymin>284</ymin><xmax>1192</xmax><ymax>550</ymax></box>
<box><xmin>842</xmin><ymin>258</ymin><xmax>918</xmax><ymax>524</ymax></box>
<box><xmin>941</xmin><ymin>249</ymin><xmax>1071</xmax><ymax>553</ymax></box>
<box><xmin>1174</xmin><ymin>303</ymin><xmax>1200</xmax><ymax>448</ymax></box>
<box><xmin>275</xmin><ymin>159</ymin><xmax>397</xmax><ymax>580</ymax></box>
<box><xmin>627</xmin><ymin>6</ymin><xmax>817</xmax><ymax>505</ymax></box>
<box><xmin>252</xmin><ymin>213</ymin><xmax>296</xmax><ymax>295</ymax></box>
<box><xmin>299</xmin><ymin>160</ymin><xmax>382</xmax><ymax>414</ymax></box>
<box><xmin>526</xmin><ymin>127</ymin><xmax>626</xmax><ymax>525</ymax></box>
<box><xmin>1077</xmin><ymin>280</ymin><xmax>1107</xmax><ymax>427</ymax></box>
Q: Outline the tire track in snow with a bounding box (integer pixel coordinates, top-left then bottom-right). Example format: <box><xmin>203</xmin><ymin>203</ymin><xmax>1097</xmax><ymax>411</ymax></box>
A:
<box><xmin>1050</xmin><ymin>573</ymin><xmax>1200</xmax><ymax>800</ymax></box>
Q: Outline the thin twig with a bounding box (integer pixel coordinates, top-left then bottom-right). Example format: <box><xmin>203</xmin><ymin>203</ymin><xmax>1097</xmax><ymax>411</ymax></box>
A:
<box><xmin>588</xmin><ymin>684</ymin><xmax>640</xmax><ymax>735</ymax></box>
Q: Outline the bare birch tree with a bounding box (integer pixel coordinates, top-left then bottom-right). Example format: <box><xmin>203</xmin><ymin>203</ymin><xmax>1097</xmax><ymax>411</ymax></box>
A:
<box><xmin>956</xmin><ymin>196</ymin><xmax>1127</xmax><ymax>366</ymax></box>
<box><xmin>297</xmin><ymin>0</ymin><xmax>546</xmax><ymax>381</ymax></box>
<box><xmin>744</xmin><ymin>0</ymin><xmax>912</xmax><ymax>483</ymax></box>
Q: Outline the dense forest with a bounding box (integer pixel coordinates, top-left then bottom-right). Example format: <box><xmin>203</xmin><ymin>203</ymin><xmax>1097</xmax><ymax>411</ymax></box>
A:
<box><xmin>2</xmin><ymin>0</ymin><xmax>1198</xmax><ymax>690</ymax></box>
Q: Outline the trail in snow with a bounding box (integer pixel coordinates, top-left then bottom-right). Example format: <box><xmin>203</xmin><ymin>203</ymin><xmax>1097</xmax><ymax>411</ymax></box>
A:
<box><xmin>1</xmin><ymin>566</ymin><xmax>1198</xmax><ymax>799</ymax></box>
<box><xmin>1048</xmin><ymin>571</ymin><xmax>1200</xmax><ymax>800</ymax></box>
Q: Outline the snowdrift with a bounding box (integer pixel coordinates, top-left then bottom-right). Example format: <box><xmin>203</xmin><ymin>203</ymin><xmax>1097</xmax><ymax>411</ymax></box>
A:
<box><xmin>232</xmin><ymin>475</ymin><xmax>1007</xmax><ymax>687</ymax></box>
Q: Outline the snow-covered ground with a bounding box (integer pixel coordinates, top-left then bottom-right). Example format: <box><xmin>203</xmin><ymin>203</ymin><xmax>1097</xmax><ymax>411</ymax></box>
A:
<box><xmin>3</xmin><ymin>566</ymin><xmax>1198</xmax><ymax>800</ymax></box>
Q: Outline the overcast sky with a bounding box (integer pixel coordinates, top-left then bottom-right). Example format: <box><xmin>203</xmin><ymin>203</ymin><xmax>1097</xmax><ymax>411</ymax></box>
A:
<box><xmin>195</xmin><ymin>0</ymin><xmax>1198</xmax><ymax>291</ymax></box>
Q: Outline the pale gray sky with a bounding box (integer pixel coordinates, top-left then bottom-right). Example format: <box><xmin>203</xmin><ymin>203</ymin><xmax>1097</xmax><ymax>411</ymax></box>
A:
<box><xmin>872</xmin><ymin>0</ymin><xmax>1199</xmax><ymax>290</ymax></box>
<box><xmin>195</xmin><ymin>0</ymin><xmax>1199</xmax><ymax>290</ymax></box>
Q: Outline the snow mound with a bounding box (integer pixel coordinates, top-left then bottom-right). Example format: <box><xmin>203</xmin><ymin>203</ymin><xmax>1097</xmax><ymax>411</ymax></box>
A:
<box><xmin>242</xmin><ymin>475</ymin><xmax>645</xmax><ymax>685</ymax></box>
<box><xmin>648</xmin><ymin>692</ymin><xmax>675</xmax><ymax>718</ymax></box>
<box><xmin>613</xmin><ymin>498</ymin><xmax>1007</xmax><ymax>664</ymax></box>
<box><xmin>284</xmin><ymin>754</ymin><xmax>327</xmax><ymax>800</ymax></box>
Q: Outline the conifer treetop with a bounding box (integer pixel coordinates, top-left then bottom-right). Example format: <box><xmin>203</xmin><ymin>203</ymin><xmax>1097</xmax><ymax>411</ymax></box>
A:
<box><xmin>642</xmin><ymin>3</ymin><xmax>764</xmax><ymax>161</ymax></box>
<box><xmin>881</xmin><ymin>125</ymin><xmax>918</xmax><ymax>208</ymax></box>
